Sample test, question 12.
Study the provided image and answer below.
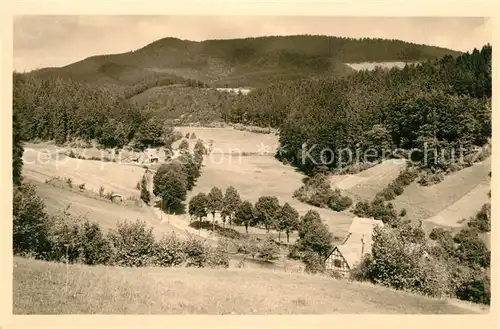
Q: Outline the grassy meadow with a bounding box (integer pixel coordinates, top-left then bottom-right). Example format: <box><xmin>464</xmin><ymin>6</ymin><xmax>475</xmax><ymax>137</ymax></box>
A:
<box><xmin>13</xmin><ymin>257</ymin><xmax>486</xmax><ymax>315</ymax></box>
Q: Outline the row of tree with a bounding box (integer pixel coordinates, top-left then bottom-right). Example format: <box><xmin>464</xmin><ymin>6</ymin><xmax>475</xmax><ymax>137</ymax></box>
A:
<box><xmin>188</xmin><ymin>187</ymin><xmax>302</xmax><ymax>242</ymax></box>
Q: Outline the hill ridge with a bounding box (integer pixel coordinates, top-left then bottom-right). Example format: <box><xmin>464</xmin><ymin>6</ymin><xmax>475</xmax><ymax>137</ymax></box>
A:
<box><xmin>27</xmin><ymin>34</ymin><xmax>462</xmax><ymax>91</ymax></box>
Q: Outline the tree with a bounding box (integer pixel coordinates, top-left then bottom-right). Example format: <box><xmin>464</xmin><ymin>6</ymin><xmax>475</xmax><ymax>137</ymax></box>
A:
<box><xmin>254</xmin><ymin>196</ymin><xmax>281</xmax><ymax>232</ymax></box>
<box><xmin>222</xmin><ymin>186</ymin><xmax>241</xmax><ymax>227</ymax></box>
<box><xmin>179</xmin><ymin>139</ymin><xmax>189</xmax><ymax>152</ymax></box>
<box><xmin>467</xmin><ymin>203</ymin><xmax>490</xmax><ymax>232</ymax></box>
<box><xmin>363</xmin><ymin>225</ymin><xmax>451</xmax><ymax>297</ymax></box>
<box><xmin>139</xmin><ymin>174</ymin><xmax>150</xmax><ymax>204</ymax></box>
<box><xmin>296</xmin><ymin>210</ymin><xmax>333</xmax><ymax>258</ymax></box>
<box><xmin>176</xmin><ymin>153</ymin><xmax>199</xmax><ymax>190</ymax></box>
<box><xmin>153</xmin><ymin>163</ymin><xmax>187</xmax><ymax>216</ymax></box>
<box><xmin>234</xmin><ymin>200</ymin><xmax>255</xmax><ymax>234</ymax></box>
<box><xmin>207</xmin><ymin>187</ymin><xmax>224</xmax><ymax>229</ymax></box>
<box><xmin>194</xmin><ymin>139</ymin><xmax>206</xmax><ymax>157</ymax></box>
<box><xmin>13</xmin><ymin>110</ymin><xmax>24</xmax><ymax>186</ymax></box>
<box><xmin>134</xmin><ymin>118</ymin><xmax>165</xmax><ymax>149</ymax></box>
<box><xmin>107</xmin><ymin>219</ymin><xmax>156</xmax><ymax>267</ymax></box>
<box><xmin>13</xmin><ymin>184</ymin><xmax>51</xmax><ymax>257</ymax></box>
<box><xmin>258</xmin><ymin>236</ymin><xmax>280</xmax><ymax>262</ymax></box>
<box><xmin>277</xmin><ymin>202</ymin><xmax>300</xmax><ymax>243</ymax></box>
<box><xmin>189</xmin><ymin>193</ymin><xmax>209</xmax><ymax>230</ymax></box>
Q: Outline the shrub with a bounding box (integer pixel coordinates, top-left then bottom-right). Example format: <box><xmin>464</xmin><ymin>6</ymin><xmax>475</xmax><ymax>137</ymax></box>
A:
<box><xmin>418</xmin><ymin>171</ymin><xmax>444</xmax><ymax>186</ymax></box>
<box><xmin>353</xmin><ymin>200</ymin><xmax>372</xmax><ymax>217</ymax></box>
<box><xmin>139</xmin><ymin>175</ymin><xmax>151</xmax><ymax>204</ymax></box>
<box><xmin>78</xmin><ymin>183</ymin><xmax>86</xmax><ymax>190</ymax></box>
<box><xmin>13</xmin><ymin>184</ymin><xmax>52</xmax><ymax>258</ymax></box>
<box><xmin>238</xmin><ymin>236</ymin><xmax>260</xmax><ymax>259</ymax></box>
<box><xmin>184</xmin><ymin>236</ymin><xmax>209</xmax><ymax>267</ymax></box>
<box><xmin>205</xmin><ymin>245</ymin><xmax>230</xmax><ymax>268</ymax></box>
<box><xmin>303</xmin><ymin>251</ymin><xmax>326</xmax><ymax>274</ymax></box>
<box><xmin>413</xmin><ymin>257</ymin><xmax>452</xmax><ymax>297</ymax></box>
<box><xmin>66</xmin><ymin>178</ymin><xmax>73</xmax><ymax>188</ymax></box>
<box><xmin>46</xmin><ymin>210</ymin><xmax>111</xmax><ymax>265</ymax></box>
<box><xmin>288</xmin><ymin>243</ymin><xmax>303</xmax><ymax>260</ymax></box>
<box><xmin>98</xmin><ymin>186</ymin><xmax>105</xmax><ymax>197</ymax></box>
<box><xmin>258</xmin><ymin>238</ymin><xmax>280</xmax><ymax>262</ymax></box>
<box><xmin>455</xmin><ymin>269</ymin><xmax>490</xmax><ymax>305</ymax></box>
<box><xmin>154</xmin><ymin>233</ymin><xmax>187</xmax><ymax>267</ymax></box>
<box><xmin>105</xmin><ymin>191</ymin><xmax>114</xmax><ymax>200</ymax></box>
<box><xmin>107</xmin><ymin>220</ymin><xmax>157</xmax><ymax>267</ymax></box>
<box><xmin>327</xmin><ymin>190</ymin><xmax>353</xmax><ymax>211</ymax></box>
<box><xmin>349</xmin><ymin>255</ymin><xmax>373</xmax><ymax>282</ymax></box>
<box><xmin>467</xmin><ymin>203</ymin><xmax>490</xmax><ymax>232</ymax></box>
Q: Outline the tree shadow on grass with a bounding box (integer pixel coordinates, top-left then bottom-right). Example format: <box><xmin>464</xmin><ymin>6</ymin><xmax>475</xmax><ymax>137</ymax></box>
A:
<box><xmin>188</xmin><ymin>220</ymin><xmax>243</xmax><ymax>239</ymax></box>
<box><xmin>154</xmin><ymin>200</ymin><xmax>186</xmax><ymax>215</ymax></box>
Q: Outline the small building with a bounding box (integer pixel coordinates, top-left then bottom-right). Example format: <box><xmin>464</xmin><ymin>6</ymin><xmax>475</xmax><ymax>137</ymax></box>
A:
<box><xmin>110</xmin><ymin>193</ymin><xmax>123</xmax><ymax>203</ymax></box>
<box><xmin>148</xmin><ymin>153</ymin><xmax>159</xmax><ymax>163</ymax></box>
<box><xmin>325</xmin><ymin>217</ymin><xmax>384</xmax><ymax>277</ymax></box>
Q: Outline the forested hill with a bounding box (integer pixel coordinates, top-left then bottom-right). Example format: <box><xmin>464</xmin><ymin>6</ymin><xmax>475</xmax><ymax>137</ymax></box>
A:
<box><xmin>27</xmin><ymin>35</ymin><xmax>462</xmax><ymax>92</ymax></box>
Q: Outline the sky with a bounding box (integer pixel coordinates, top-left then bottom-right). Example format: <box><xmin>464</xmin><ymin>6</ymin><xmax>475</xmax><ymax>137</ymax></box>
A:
<box><xmin>13</xmin><ymin>16</ymin><xmax>492</xmax><ymax>72</ymax></box>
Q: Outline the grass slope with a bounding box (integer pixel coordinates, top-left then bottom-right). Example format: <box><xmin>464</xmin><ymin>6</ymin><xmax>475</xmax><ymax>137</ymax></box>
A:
<box><xmin>28</xmin><ymin>180</ymin><xmax>184</xmax><ymax>239</ymax></box>
<box><xmin>29</xmin><ymin>35</ymin><xmax>461</xmax><ymax>90</ymax></box>
<box><xmin>176</xmin><ymin>127</ymin><xmax>353</xmax><ymax>238</ymax></box>
<box><xmin>393</xmin><ymin>157</ymin><xmax>491</xmax><ymax>226</ymax></box>
<box><xmin>13</xmin><ymin>257</ymin><xmax>481</xmax><ymax>314</ymax></box>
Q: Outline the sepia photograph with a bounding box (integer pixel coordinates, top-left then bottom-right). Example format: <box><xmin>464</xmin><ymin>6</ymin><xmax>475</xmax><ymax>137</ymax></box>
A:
<box><xmin>8</xmin><ymin>10</ymin><xmax>493</xmax><ymax>319</ymax></box>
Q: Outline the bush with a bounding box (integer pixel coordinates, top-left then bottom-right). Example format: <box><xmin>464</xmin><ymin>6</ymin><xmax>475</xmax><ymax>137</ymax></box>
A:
<box><xmin>107</xmin><ymin>220</ymin><xmax>157</xmax><ymax>267</ymax></box>
<box><xmin>238</xmin><ymin>236</ymin><xmax>260</xmax><ymax>259</ymax></box>
<box><xmin>327</xmin><ymin>190</ymin><xmax>353</xmax><ymax>211</ymax></box>
<box><xmin>258</xmin><ymin>238</ymin><xmax>280</xmax><ymax>262</ymax></box>
<box><xmin>303</xmin><ymin>251</ymin><xmax>326</xmax><ymax>274</ymax></box>
<box><xmin>455</xmin><ymin>270</ymin><xmax>490</xmax><ymax>305</ymax></box>
<box><xmin>467</xmin><ymin>203</ymin><xmax>490</xmax><ymax>232</ymax></box>
<box><xmin>288</xmin><ymin>243</ymin><xmax>302</xmax><ymax>260</ymax></box>
<box><xmin>353</xmin><ymin>200</ymin><xmax>371</xmax><ymax>217</ymax></box>
<box><xmin>294</xmin><ymin>174</ymin><xmax>351</xmax><ymax>210</ymax></box>
<box><xmin>349</xmin><ymin>255</ymin><xmax>373</xmax><ymax>282</ymax></box>
<box><xmin>359</xmin><ymin>225</ymin><xmax>451</xmax><ymax>297</ymax></box>
<box><xmin>205</xmin><ymin>245</ymin><xmax>230</xmax><ymax>268</ymax></box>
<box><xmin>184</xmin><ymin>236</ymin><xmax>209</xmax><ymax>267</ymax></box>
<box><xmin>47</xmin><ymin>211</ymin><xmax>111</xmax><ymax>265</ymax></box>
<box><xmin>154</xmin><ymin>233</ymin><xmax>187</xmax><ymax>267</ymax></box>
<box><xmin>418</xmin><ymin>171</ymin><xmax>444</xmax><ymax>186</ymax></box>
<box><xmin>13</xmin><ymin>184</ymin><xmax>52</xmax><ymax>258</ymax></box>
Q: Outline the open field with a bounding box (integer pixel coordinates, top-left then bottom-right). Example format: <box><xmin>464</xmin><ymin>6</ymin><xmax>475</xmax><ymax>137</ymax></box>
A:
<box><xmin>393</xmin><ymin>157</ymin><xmax>491</xmax><ymax>227</ymax></box>
<box><xmin>13</xmin><ymin>257</ymin><xmax>485</xmax><ymax>314</ymax></box>
<box><xmin>27</xmin><ymin>180</ymin><xmax>185</xmax><ymax>239</ymax></box>
<box><xmin>23</xmin><ymin>142</ymin><xmax>146</xmax><ymax>199</ymax></box>
<box><xmin>172</xmin><ymin>126</ymin><xmax>279</xmax><ymax>154</ymax></box>
<box><xmin>345</xmin><ymin>61</ymin><xmax>418</xmax><ymax>71</ymax></box>
<box><xmin>330</xmin><ymin>159</ymin><xmax>407</xmax><ymax>202</ymax></box>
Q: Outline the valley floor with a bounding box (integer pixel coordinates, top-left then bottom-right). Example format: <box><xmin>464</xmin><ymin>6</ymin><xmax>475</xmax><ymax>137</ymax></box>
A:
<box><xmin>13</xmin><ymin>257</ymin><xmax>486</xmax><ymax>315</ymax></box>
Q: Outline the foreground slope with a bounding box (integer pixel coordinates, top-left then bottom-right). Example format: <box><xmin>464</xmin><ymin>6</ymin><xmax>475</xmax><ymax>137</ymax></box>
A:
<box><xmin>13</xmin><ymin>257</ymin><xmax>483</xmax><ymax>314</ymax></box>
<box><xmin>29</xmin><ymin>35</ymin><xmax>461</xmax><ymax>90</ymax></box>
